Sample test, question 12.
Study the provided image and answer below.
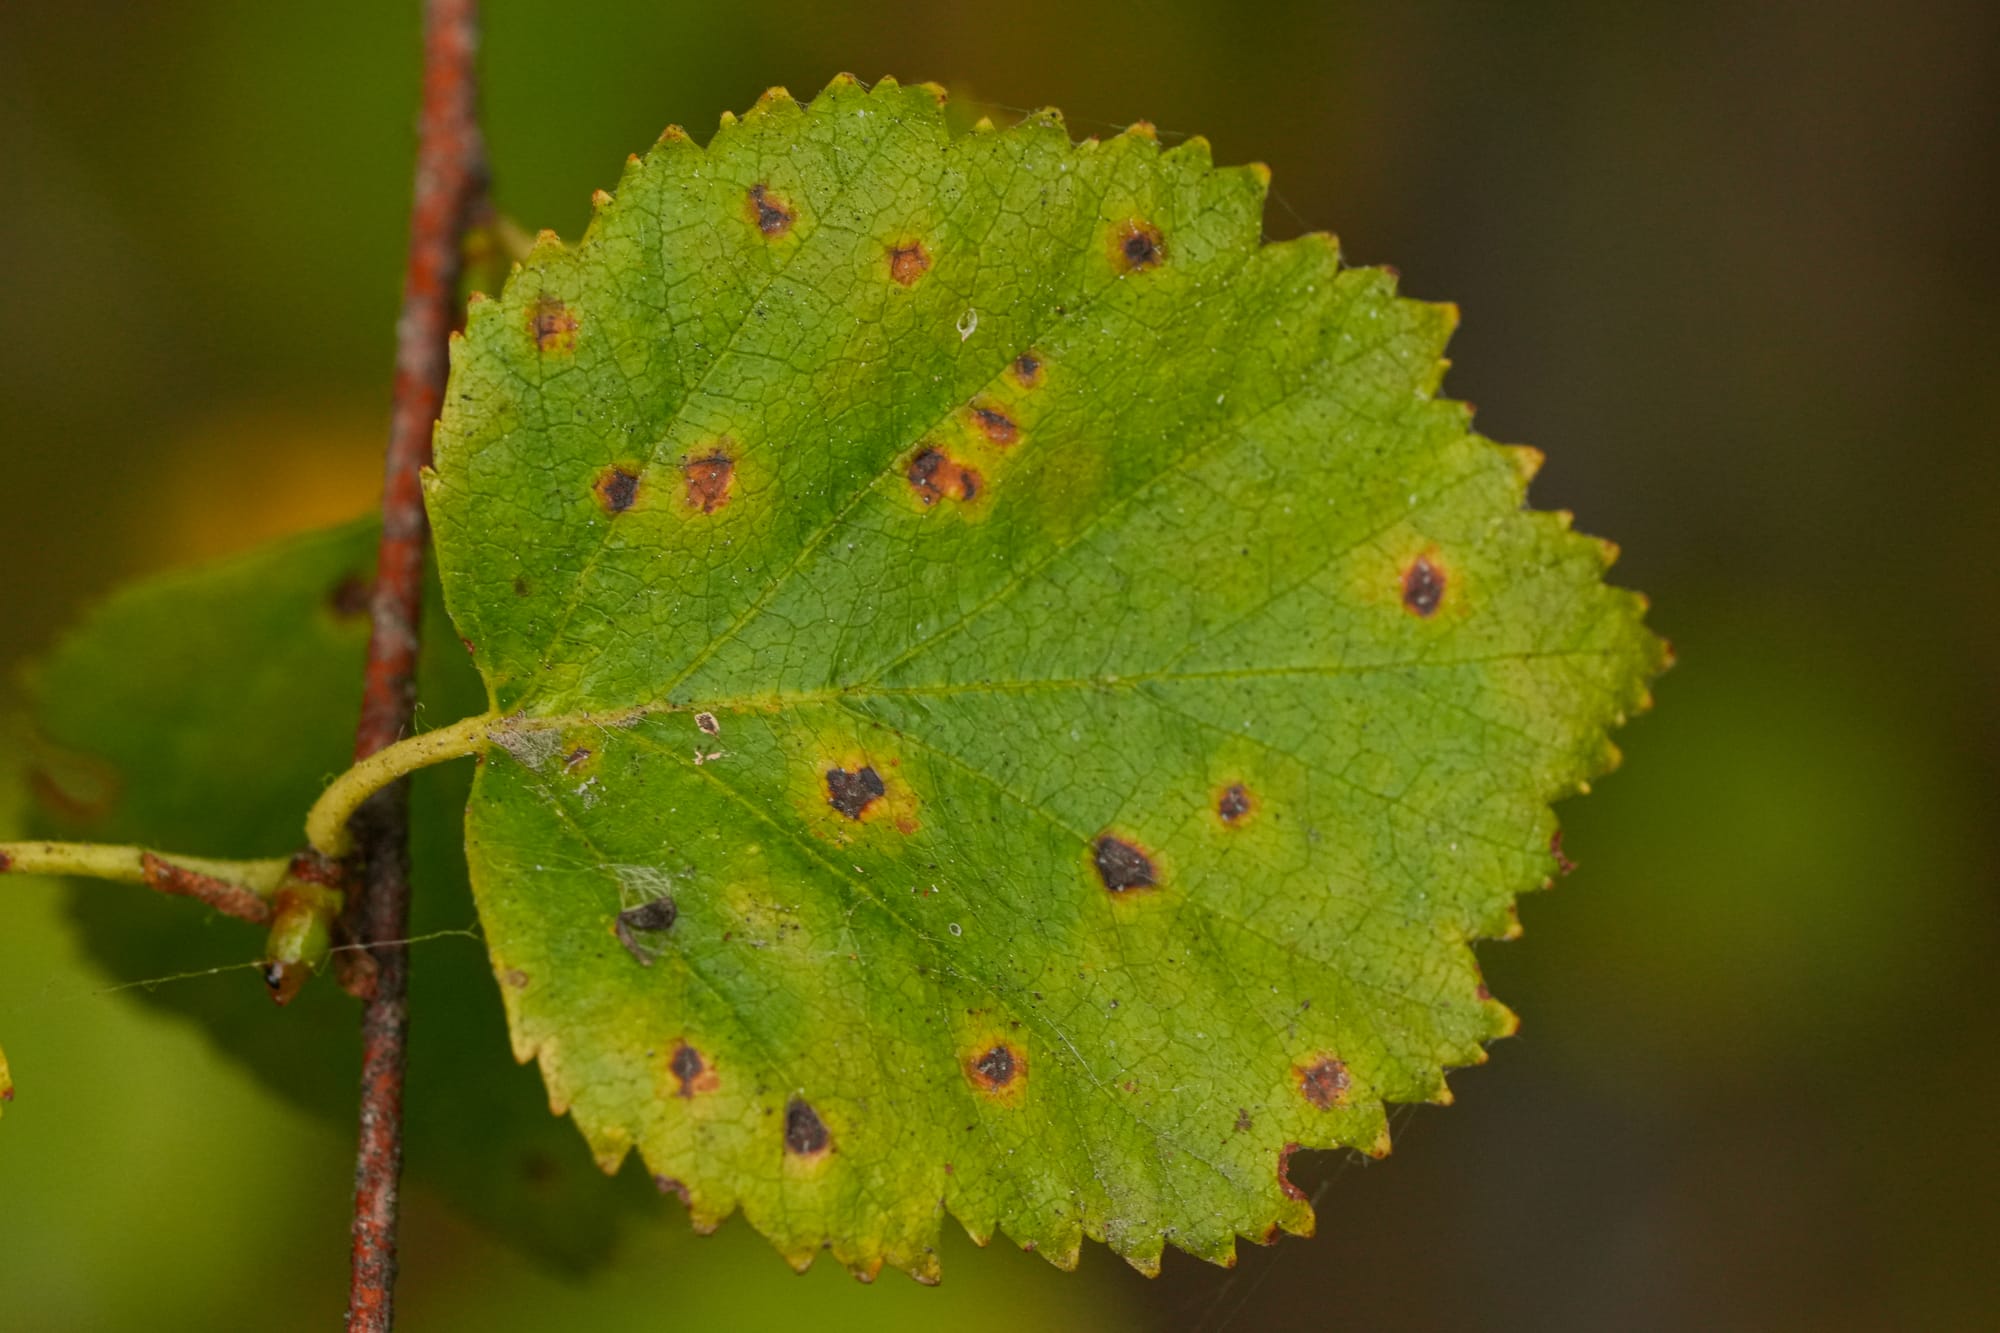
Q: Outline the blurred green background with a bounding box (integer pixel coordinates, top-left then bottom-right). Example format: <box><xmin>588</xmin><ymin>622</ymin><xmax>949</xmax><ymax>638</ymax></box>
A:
<box><xmin>2</xmin><ymin>1</ymin><xmax>1994</xmax><ymax>1328</ymax></box>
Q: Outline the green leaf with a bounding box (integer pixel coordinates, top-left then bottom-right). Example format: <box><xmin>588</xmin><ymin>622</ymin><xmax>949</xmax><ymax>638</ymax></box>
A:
<box><xmin>18</xmin><ymin>522</ymin><xmax>661</xmax><ymax>1267</ymax></box>
<box><xmin>428</xmin><ymin>75</ymin><xmax>1666</xmax><ymax>1280</ymax></box>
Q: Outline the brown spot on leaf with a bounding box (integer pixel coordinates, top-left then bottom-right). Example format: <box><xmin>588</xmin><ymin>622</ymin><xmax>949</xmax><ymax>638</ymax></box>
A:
<box><xmin>1234</xmin><ymin>1107</ymin><xmax>1253</xmax><ymax>1132</ymax></box>
<box><xmin>1218</xmin><ymin>783</ymin><xmax>1253</xmax><ymax>824</ymax></box>
<box><xmin>967</xmin><ymin>402</ymin><xmax>1018</xmax><ymax>446</ymax></box>
<box><xmin>512</xmin><ymin>576</ymin><xmax>530</xmax><ymax>597</ymax></box>
<box><xmin>615</xmin><ymin>896</ymin><xmax>678</xmax><ymax>966</ymax></box>
<box><xmin>1113</xmin><ymin>219</ymin><xmax>1165</xmax><ymax>272</ymax></box>
<box><xmin>670</xmin><ymin>1042</ymin><xmax>719</xmax><ymax>1097</ymax></box>
<box><xmin>682</xmin><ymin>450</ymin><xmax>734</xmax><ymax>514</ymax></box>
<box><xmin>655</xmin><ymin>1175</ymin><xmax>691</xmax><ymax>1205</ymax></box>
<box><xmin>563</xmin><ymin>747</ymin><xmax>592</xmax><ymax>773</ymax></box>
<box><xmin>531</xmin><ymin>296</ymin><xmax>579</xmax><ymax>352</ymax></box>
<box><xmin>746</xmin><ymin>184</ymin><xmax>794</xmax><ymax>237</ymax></box>
<box><xmin>1298</xmin><ymin>1057</ymin><xmax>1351</xmax><ymax>1109</ymax></box>
<box><xmin>1091</xmin><ymin>835</ymin><xmax>1157</xmax><ymax>892</ymax></box>
<box><xmin>826</xmin><ymin>765</ymin><xmax>886</xmax><ymax>820</ymax></box>
<box><xmin>966</xmin><ymin>1043</ymin><xmax>1023</xmax><ymax>1092</ymax></box>
<box><xmin>504</xmin><ymin>968</ymin><xmax>530</xmax><ymax>989</ymax></box>
<box><xmin>694</xmin><ymin>712</ymin><xmax>720</xmax><ymax>736</ymax></box>
<box><xmin>0</xmin><ymin>850</ymin><xmax>12</xmax><ymax>874</ymax></box>
<box><xmin>1402</xmin><ymin>555</ymin><xmax>1446</xmax><ymax>617</ymax></box>
<box><xmin>1551</xmin><ymin>830</ymin><xmax>1576</xmax><ymax>876</ymax></box>
<box><xmin>1278</xmin><ymin>1143</ymin><xmax>1307</xmax><ymax>1200</ymax></box>
<box><xmin>784</xmin><ymin>1097</ymin><xmax>831</xmax><ymax>1156</ymax></box>
<box><xmin>594</xmin><ymin>465</ymin><xmax>641</xmax><ymax>514</ymax></box>
<box><xmin>888</xmin><ymin>240</ymin><xmax>932</xmax><ymax>286</ymax></box>
<box><xmin>1012</xmin><ymin>351</ymin><xmax>1044</xmax><ymax>388</ymax></box>
<box><xmin>906</xmin><ymin>447</ymin><xmax>981</xmax><ymax>505</ymax></box>
<box><xmin>328</xmin><ymin>573</ymin><xmax>372</xmax><ymax>621</ymax></box>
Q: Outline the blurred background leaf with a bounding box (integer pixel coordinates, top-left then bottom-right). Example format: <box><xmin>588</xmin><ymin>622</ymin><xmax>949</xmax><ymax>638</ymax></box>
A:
<box><xmin>1</xmin><ymin>0</ymin><xmax>1994</xmax><ymax>1328</ymax></box>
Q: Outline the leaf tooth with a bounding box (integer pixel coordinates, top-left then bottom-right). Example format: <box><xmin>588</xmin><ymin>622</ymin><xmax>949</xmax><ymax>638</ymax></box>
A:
<box><xmin>747</xmin><ymin>85</ymin><xmax>803</xmax><ymax>122</ymax></box>
<box><xmin>1160</xmin><ymin>132</ymin><xmax>1214</xmax><ymax>172</ymax></box>
<box><xmin>1506</xmin><ymin>443</ymin><xmax>1547</xmax><ymax>485</ymax></box>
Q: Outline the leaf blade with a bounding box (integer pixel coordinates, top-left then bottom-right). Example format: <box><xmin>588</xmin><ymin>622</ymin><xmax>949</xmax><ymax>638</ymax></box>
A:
<box><xmin>433</xmin><ymin>75</ymin><xmax>1666</xmax><ymax>1278</ymax></box>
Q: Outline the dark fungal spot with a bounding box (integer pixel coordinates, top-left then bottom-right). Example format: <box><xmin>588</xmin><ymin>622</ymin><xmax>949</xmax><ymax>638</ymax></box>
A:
<box><xmin>530</xmin><ymin>295</ymin><xmax>579</xmax><ymax>352</ymax></box>
<box><xmin>784</xmin><ymin>1097</ymin><xmax>831</xmax><ymax>1156</ymax></box>
<box><xmin>694</xmin><ymin>711</ymin><xmax>720</xmax><ymax>736</ymax></box>
<box><xmin>1277</xmin><ymin>1143</ymin><xmax>1307</xmax><ymax>1200</ymax></box>
<box><xmin>327</xmin><ymin>573</ymin><xmax>371</xmax><ymax>620</ymax></box>
<box><xmin>669</xmin><ymin>1042</ymin><xmax>711</xmax><ymax>1098</ymax></box>
<box><xmin>968</xmin><ymin>1044</ymin><xmax>1020</xmax><ymax>1091</ymax></box>
<box><xmin>512</xmin><ymin>575</ymin><xmax>530</xmax><ymax>597</ymax></box>
<box><xmin>682</xmin><ymin>450</ymin><xmax>734</xmax><ymax>513</ymax></box>
<box><xmin>906</xmin><ymin>447</ymin><xmax>981</xmax><ymax>504</ymax></box>
<box><xmin>1550</xmin><ymin>830</ymin><xmax>1576</xmax><ymax>876</ymax></box>
<box><xmin>1012</xmin><ymin>351</ymin><xmax>1043</xmax><ymax>388</ymax></box>
<box><xmin>888</xmin><ymin>240</ymin><xmax>931</xmax><ymax>286</ymax></box>
<box><xmin>1091</xmin><ymin>835</ymin><xmax>1157</xmax><ymax>892</ymax></box>
<box><xmin>1402</xmin><ymin>555</ymin><xmax>1446</xmax><ymax>617</ymax></box>
<box><xmin>504</xmin><ymin>968</ymin><xmax>530</xmax><ymax>989</ymax></box>
<box><xmin>0</xmin><ymin>850</ymin><xmax>12</xmax><ymax>874</ymax></box>
<box><xmin>968</xmin><ymin>403</ymin><xmax>1018</xmax><ymax>446</ymax></box>
<box><xmin>1218</xmin><ymin>783</ymin><xmax>1253</xmax><ymax>824</ymax></box>
<box><xmin>563</xmin><ymin>747</ymin><xmax>591</xmax><ymax>773</ymax></box>
<box><xmin>654</xmin><ymin>1175</ymin><xmax>691</xmax><ymax>1205</ymax></box>
<box><xmin>1113</xmin><ymin>219</ymin><xmax>1165</xmax><ymax>272</ymax></box>
<box><xmin>1298</xmin><ymin>1057</ymin><xmax>1350</xmax><ymax>1109</ymax></box>
<box><xmin>615</xmin><ymin>896</ymin><xmax>678</xmax><ymax>966</ymax></box>
<box><xmin>594</xmin><ymin>465</ymin><xmax>641</xmax><ymax>514</ymax></box>
<box><xmin>826</xmin><ymin>765</ymin><xmax>886</xmax><ymax>820</ymax></box>
<box><xmin>746</xmin><ymin>183</ymin><xmax>794</xmax><ymax>237</ymax></box>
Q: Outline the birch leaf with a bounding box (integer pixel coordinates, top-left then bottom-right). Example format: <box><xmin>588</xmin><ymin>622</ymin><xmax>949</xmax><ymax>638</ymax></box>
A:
<box><xmin>428</xmin><ymin>75</ymin><xmax>1666</xmax><ymax>1280</ymax></box>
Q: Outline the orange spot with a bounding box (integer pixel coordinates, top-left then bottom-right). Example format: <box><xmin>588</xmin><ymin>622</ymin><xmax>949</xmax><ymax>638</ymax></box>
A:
<box><xmin>784</xmin><ymin>1097</ymin><xmax>831</xmax><ymax>1156</ymax></box>
<box><xmin>888</xmin><ymin>240</ymin><xmax>932</xmax><ymax>286</ymax></box>
<box><xmin>682</xmin><ymin>450</ymin><xmax>734</xmax><ymax>514</ymax></box>
<box><xmin>1402</xmin><ymin>555</ymin><xmax>1446</xmax><ymax>616</ymax></box>
<box><xmin>907</xmin><ymin>447</ymin><xmax>981</xmax><ymax>505</ymax></box>
<box><xmin>1112</xmin><ymin>219</ymin><xmax>1165</xmax><ymax>272</ymax></box>
<box><xmin>1296</xmin><ymin>1056</ymin><xmax>1350</xmax><ymax>1109</ymax></box>
<box><xmin>746</xmin><ymin>184</ymin><xmax>794</xmax><ymax>237</ymax></box>
<box><xmin>531</xmin><ymin>296</ymin><xmax>578</xmax><ymax>352</ymax></box>
<box><xmin>967</xmin><ymin>402</ymin><xmax>1018</xmax><ymax>446</ymax></box>
<box><xmin>593</xmin><ymin>465</ymin><xmax>641</xmax><ymax>514</ymax></box>
<box><xmin>1091</xmin><ymin>834</ymin><xmax>1157</xmax><ymax>892</ymax></box>
<box><xmin>669</xmin><ymin>1042</ymin><xmax>720</xmax><ymax>1097</ymax></box>
<box><xmin>964</xmin><ymin>1042</ymin><xmax>1026</xmax><ymax>1094</ymax></box>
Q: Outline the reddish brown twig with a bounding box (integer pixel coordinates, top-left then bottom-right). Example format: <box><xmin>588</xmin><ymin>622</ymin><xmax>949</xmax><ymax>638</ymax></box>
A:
<box><xmin>346</xmin><ymin>2</ymin><xmax>484</xmax><ymax>1328</ymax></box>
<box><xmin>139</xmin><ymin>851</ymin><xmax>274</xmax><ymax>925</ymax></box>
